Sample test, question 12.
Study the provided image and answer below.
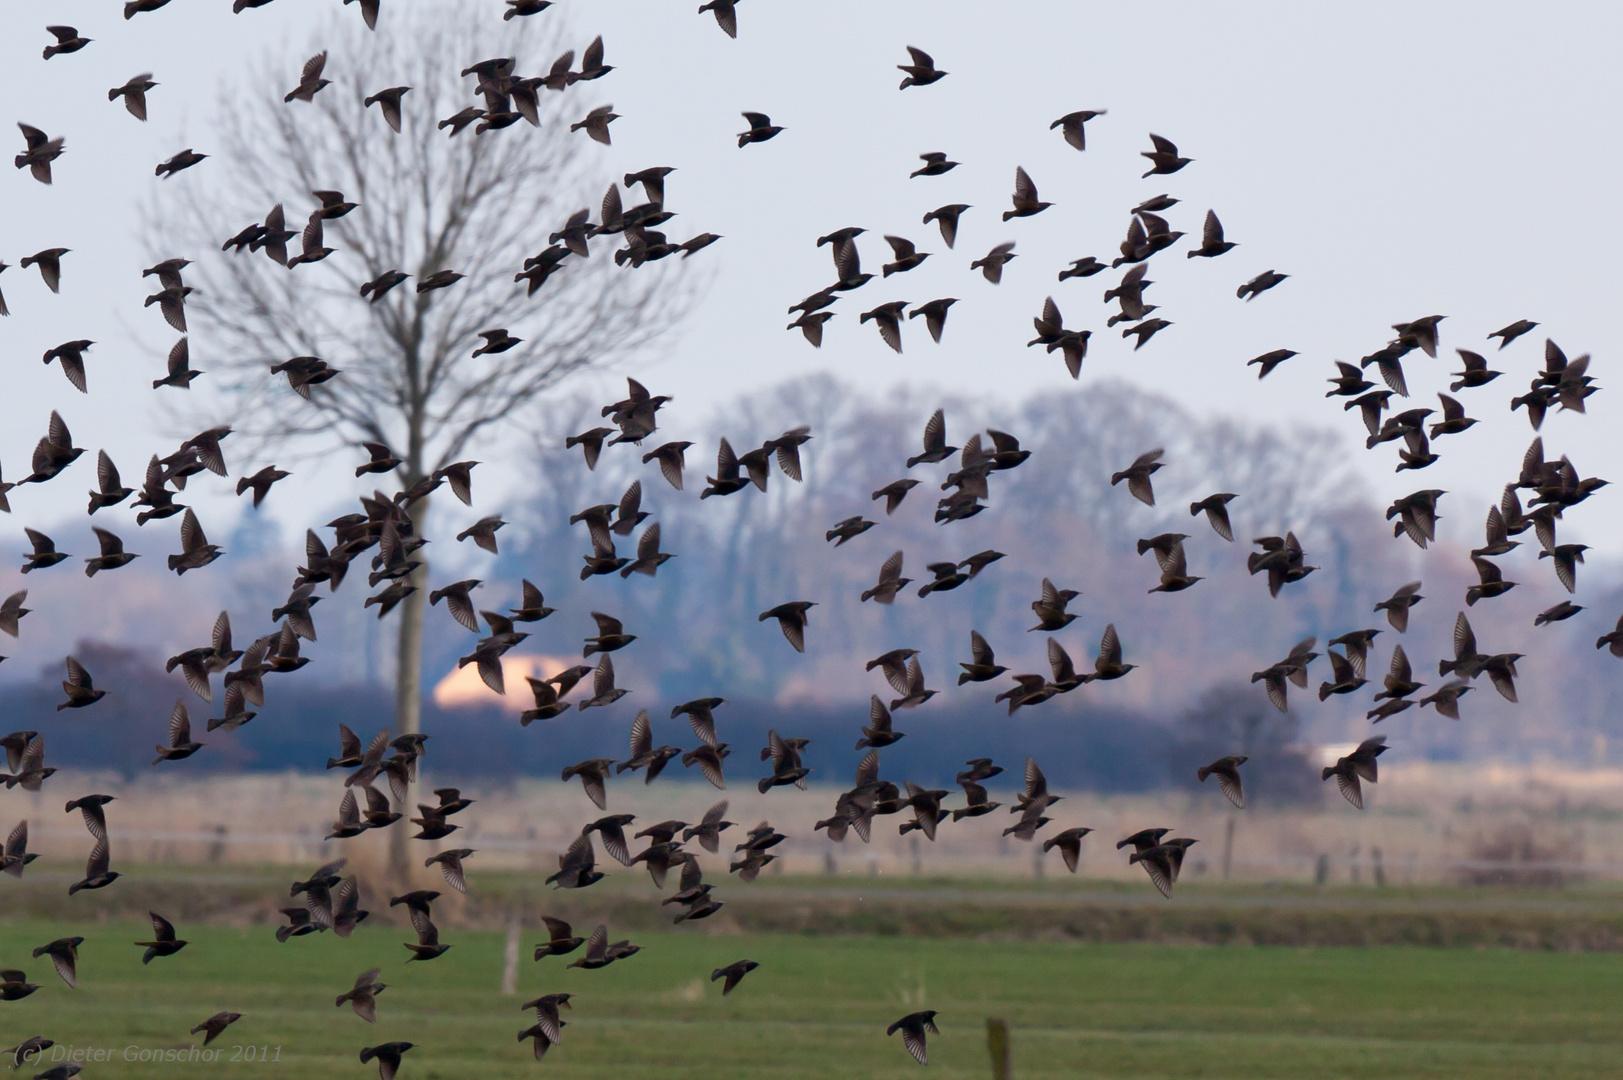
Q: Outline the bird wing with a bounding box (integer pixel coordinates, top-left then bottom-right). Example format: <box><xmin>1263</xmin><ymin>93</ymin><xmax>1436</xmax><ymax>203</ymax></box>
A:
<box><xmin>1047</xmin><ymin>638</ymin><xmax>1075</xmax><ymax>682</ymax></box>
<box><xmin>1024</xmin><ymin>756</ymin><xmax>1047</xmax><ymax>799</ymax></box>
<box><xmin>1012</xmin><ymin>166</ymin><xmax>1038</xmax><ymax>205</ymax></box>
<box><xmin>834</xmin><ymin>236</ymin><xmax>862</xmax><ymax>281</ymax></box>
<box><xmin>627</xmin><ymin>710</ymin><xmax>651</xmax><ymax>757</ymax></box>
<box><xmin>180</xmin><ymin>507</ymin><xmax>207</xmax><ymax>552</ymax></box>
<box><xmin>65</xmin><ymin>655</ymin><xmax>92</xmax><ymax>689</ymax></box>
<box><xmin>592</xmin><ymin>655</ymin><xmax>616</xmax><ymax>696</ymax></box>
<box><xmin>169</xmin><ymin>701</ymin><xmax>192</xmax><ymax>746</ymax></box>
<box><xmin>969</xmin><ymin>630</ymin><xmax>994</xmax><ymax>666</ymax></box>
<box><xmin>92</xmin><ymin>526</ymin><xmax>122</xmax><ymax>558</ymax></box>
<box><xmin>150</xmin><ymin>911</ymin><xmax>177</xmax><ymax>941</ymax></box>
<box><xmin>905</xmin><ymin>46</ymin><xmax>934</xmax><ymax>68</ymax></box>
<box><xmin>86</xmin><ymin>837</ymin><xmax>110</xmax><ymax>878</ymax></box>
<box><xmin>1098</xmin><ymin>623</ymin><xmax>1123</xmax><ymax>667</ymax></box>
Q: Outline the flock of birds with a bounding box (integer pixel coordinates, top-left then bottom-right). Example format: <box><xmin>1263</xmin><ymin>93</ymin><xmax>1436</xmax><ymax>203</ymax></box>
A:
<box><xmin>0</xmin><ymin>1</ymin><xmax>1613</xmax><ymax>1076</ymax></box>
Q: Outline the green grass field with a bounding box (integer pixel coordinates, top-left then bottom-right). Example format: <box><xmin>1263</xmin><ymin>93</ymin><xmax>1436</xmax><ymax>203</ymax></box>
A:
<box><xmin>1</xmin><ymin>918</ymin><xmax>1620</xmax><ymax>1078</ymax></box>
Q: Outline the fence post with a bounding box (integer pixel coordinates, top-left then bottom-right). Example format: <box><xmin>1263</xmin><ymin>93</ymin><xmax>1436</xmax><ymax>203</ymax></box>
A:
<box><xmin>1221</xmin><ymin>816</ymin><xmax>1235</xmax><ymax>881</ymax></box>
<box><xmin>500</xmin><ymin>910</ymin><xmax>521</xmax><ymax>995</ymax></box>
<box><xmin>986</xmin><ymin>1017</ymin><xmax>1010</xmax><ymax>1080</ymax></box>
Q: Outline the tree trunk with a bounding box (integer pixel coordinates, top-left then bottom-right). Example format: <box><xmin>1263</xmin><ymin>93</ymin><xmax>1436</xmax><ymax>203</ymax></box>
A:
<box><xmin>389</xmin><ymin>493</ymin><xmax>432</xmax><ymax>884</ymax></box>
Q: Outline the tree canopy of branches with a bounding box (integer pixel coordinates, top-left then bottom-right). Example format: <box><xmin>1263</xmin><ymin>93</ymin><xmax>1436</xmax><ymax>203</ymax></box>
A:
<box><xmin>146</xmin><ymin>5</ymin><xmax>697</xmax><ymax>873</ymax></box>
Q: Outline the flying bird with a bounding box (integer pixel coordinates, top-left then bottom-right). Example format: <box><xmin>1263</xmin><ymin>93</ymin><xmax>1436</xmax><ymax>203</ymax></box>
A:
<box><xmin>1051</xmin><ymin>109</ymin><xmax>1106</xmax><ymax>150</ymax></box>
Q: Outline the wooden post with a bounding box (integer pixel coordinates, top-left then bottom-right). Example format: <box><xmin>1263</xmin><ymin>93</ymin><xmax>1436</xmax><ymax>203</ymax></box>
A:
<box><xmin>1221</xmin><ymin>815</ymin><xmax>1235</xmax><ymax>881</ymax></box>
<box><xmin>501</xmin><ymin>910</ymin><xmax>521</xmax><ymax>995</ymax></box>
<box><xmin>986</xmin><ymin>1017</ymin><xmax>1011</xmax><ymax>1080</ymax></box>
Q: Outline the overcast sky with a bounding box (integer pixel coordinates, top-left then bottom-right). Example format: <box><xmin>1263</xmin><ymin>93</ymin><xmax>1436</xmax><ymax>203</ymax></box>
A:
<box><xmin>1</xmin><ymin>0</ymin><xmax>1619</xmax><ymax>557</ymax></box>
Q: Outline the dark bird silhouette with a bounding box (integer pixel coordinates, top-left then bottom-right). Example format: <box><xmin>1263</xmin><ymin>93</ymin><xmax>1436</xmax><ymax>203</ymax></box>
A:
<box><xmin>190</xmin><ymin>1012</ymin><xmax>243</xmax><ymax>1046</ymax></box>
<box><xmin>897</xmin><ymin>46</ymin><xmax>947</xmax><ymax>88</ymax></box>
<box><xmin>134</xmin><ymin>911</ymin><xmax>188</xmax><ymax>963</ymax></box>
<box><xmin>1030</xmin><ymin>578</ymin><xmax>1079</xmax><ymax>632</ymax></box>
<box><xmin>1597</xmin><ymin>615</ymin><xmax>1623</xmax><ymax>658</ymax></box>
<box><xmin>888</xmin><ymin>1011</ymin><xmax>939</xmax><ymax>1065</ymax></box>
<box><xmin>759</xmin><ymin>602</ymin><xmax>815</xmax><ymax>652</ymax></box>
<box><xmin>533</xmin><ymin>916</ymin><xmax>585</xmax><ymax>961</ymax></box>
<box><xmin>971</xmin><ymin>241</ymin><xmax>1017</xmax><ymax>283</ymax></box>
<box><xmin>1247</xmin><ymin>349</ymin><xmax>1297</xmax><ymax>379</ymax></box>
<box><xmin>152</xmin><ymin>702</ymin><xmax>203</xmax><ymax>765</ymax></box>
<box><xmin>358</xmin><ymin>1043</ymin><xmax>414</xmax><ymax>1080</ymax></box>
<box><xmin>1535</xmin><ymin>601</ymin><xmax>1583</xmax><ymax>627</ymax></box>
<box><xmin>3</xmin><ymin>734</ymin><xmax>54</xmax><ymax>792</ymax></box>
<box><xmin>1323</xmin><ymin>736</ymin><xmax>1388</xmax><ymax>809</ymax></box>
<box><xmin>546</xmin><ymin>833</ymin><xmax>604</xmax><ymax>890</ymax></box>
<box><xmin>1141</xmin><ymin>133</ymin><xmax>1191</xmax><ymax>176</ymax></box>
<box><xmin>335</xmin><ymin>968</ymin><xmax>387</xmax><ymax>1023</ymax></box>
<box><xmin>860</xmin><ymin>301</ymin><xmax>907</xmax><ymax>353</ymax></box>
<box><xmin>0</xmin><ymin>971</ymin><xmax>39</xmax><ymax>1002</ymax></box>
<box><xmin>58</xmin><ymin>657</ymin><xmax>105</xmax><ymax>710</ymax></box>
<box><xmin>682</xmin><ymin>800</ymin><xmax>735</xmax><ymax>854</ymax></box>
<box><xmin>43</xmin><ymin>26</ymin><xmax>92</xmax><ymax>59</ymax></box>
<box><xmin>1003</xmin><ymin>167</ymin><xmax>1051</xmax><ymax>220</ymax></box>
<box><xmin>1059</xmin><ymin>255</ymin><xmax>1107</xmax><ymax>280</ymax></box>
<box><xmin>1122</xmin><ymin>317</ymin><xmax>1172</xmax><ymax>349</ymax></box>
<box><xmin>0</xmin><ymin>821</ymin><xmax>38</xmax><ymax>878</ymax></box>
<box><xmin>1465</xmin><ymin>555</ymin><xmax>1516</xmax><ymax>606</ymax></box>
<box><xmin>560</xmin><ymin>760</ymin><xmax>616</xmax><ymax>811</ymax></box>
<box><xmin>922</xmin><ymin>203</ymin><xmax>970</xmax><ymax>248</ymax></box>
<box><xmin>682</xmin><ymin>742</ymin><xmax>731</xmax><ymax>791</ymax></box>
<box><xmin>1198</xmin><ymin>756</ymin><xmax>1248</xmax><ymax>808</ymax></box>
<box><xmin>736</xmin><ymin>112</ymin><xmax>782</xmax><ymax>147</ymax></box>
<box><xmin>1129</xmin><ymin>838</ymin><xmax>1198</xmax><ymax>897</ymax></box>
<box><xmin>169</xmin><ymin>508</ymin><xmax>223</xmax><ymax>575</ymax></box>
<box><xmin>1188</xmin><ymin>210</ymin><xmax>1236</xmax><ymax>257</ymax></box>
<box><xmin>711</xmin><ymin>959</ymin><xmax>758</xmax><ymax>995</ymax></box>
<box><xmin>155</xmin><ymin>149</ymin><xmax>207</xmax><ymax>178</ymax></box>
<box><xmin>68</xmin><ymin>837</ymin><xmax>118</xmax><ymax>893</ymax></box>
<box><xmin>472</xmin><ymin>329</ymin><xmax>522</xmax><ymax>357</ymax></box>
<box><xmin>1043</xmin><ymin>827</ymin><xmax>1093</xmax><ymax>872</ymax></box>
<box><xmin>618</xmin><ymin>710</ymin><xmax>681</xmax><ymax>783</ymax></box>
<box><xmin>32</xmin><ymin>937</ymin><xmax>82</xmax><ymax>988</ymax></box>
<box><xmin>1488</xmin><ymin>319</ymin><xmax>1538</xmax><ymax>349</ymax></box>
<box><xmin>110</xmin><ymin>73</ymin><xmax>158</xmax><ymax>121</ymax></box>
<box><xmin>1189</xmin><ymin>492</ymin><xmax>1237</xmax><ymax>541</ymax></box>
<box><xmin>1374</xmin><ymin>580</ymin><xmax>1424</xmax><ymax>633</ymax></box>
<box><xmin>392</xmin><ymin>890</ymin><xmax>450</xmax><ymax>961</ymax></box>
<box><xmin>364</xmin><ymin>86</ymin><xmax>410</xmax><ymax>133</ymax></box>
<box><xmin>455</xmin><ymin>515</ymin><xmax>506</xmax><ymax>554</ymax></box>
<box><xmin>16</xmin><ymin>124</ymin><xmax>65</xmax><ymax>185</ymax></box>
<box><xmin>1450</xmin><ymin>349</ymin><xmax>1502</xmax><ymax>392</ymax></box>
<box><xmin>910</xmin><ymin>152</ymin><xmax>959</xmax><ymax>178</ymax></box>
<box><xmin>1051</xmin><ymin>109</ymin><xmax>1105</xmax><ymax>150</ymax></box>
<box><xmin>285</xmin><ymin>52</ymin><xmax>331</xmax><ymax>102</ymax></box>
<box><xmin>1237</xmin><ymin>270</ymin><xmax>1287</xmax><ymax>300</ymax></box>
<box><xmin>1111</xmin><ymin>448</ymin><xmax>1165</xmax><ymax>506</ymax></box>
<box><xmin>21</xmin><ymin>528</ymin><xmax>69</xmax><ymax>573</ymax></box>
<box><xmin>1252</xmin><ymin>636</ymin><xmax>1319</xmax><ymax>713</ymax></box>
<box><xmin>826</xmin><ymin>517</ymin><xmax>876</xmax><ymax>548</ymax></box>
<box><xmin>861</xmin><ymin>551</ymin><xmax>911</xmax><ymax>605</ymax></box>
<box><xmin>417</xmin><ymin>269</ymin><xmax>464</xmax><ymax>292</ymax></box>
<box><xmin>21</xmin><ymin>248</ymin><xmax>68</xmax><ymax>293</ymax></box>
<box><xmin>1539</xmin><ymin>543</ymin><xmax>1588</xmax><ymax>594</ymax></box>
<box><xmin>0</xmin><ymin>593</ymin><xmax>29</xmax><ymax>638</ymax></box>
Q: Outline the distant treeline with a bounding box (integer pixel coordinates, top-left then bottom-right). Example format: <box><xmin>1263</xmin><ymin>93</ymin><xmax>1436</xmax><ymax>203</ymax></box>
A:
<box><xmin>2</xmin><ymin>376</ymin><xmax>1619</xmax><ymax>778</ymax></box>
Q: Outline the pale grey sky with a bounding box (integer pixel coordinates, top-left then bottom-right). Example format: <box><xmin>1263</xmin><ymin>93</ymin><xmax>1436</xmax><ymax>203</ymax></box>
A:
<box><xmin>1</xmin><ymin>0</ymin><xmax>1619</xmax><ymax>557</ymax></box>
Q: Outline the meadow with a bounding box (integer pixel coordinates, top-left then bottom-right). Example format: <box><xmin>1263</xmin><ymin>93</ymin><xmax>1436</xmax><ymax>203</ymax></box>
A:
<box><xmin>2</xmin><ymin>918</ymin><xmax>1621</xmax><ymax>1079</ymax></box>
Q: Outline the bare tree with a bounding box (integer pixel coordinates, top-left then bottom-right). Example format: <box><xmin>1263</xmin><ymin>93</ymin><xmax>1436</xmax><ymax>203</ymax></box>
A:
<box><xmin>146</xmin><ymin>6</ymin><xmax>698</xmax><ymax>876</ymax></box>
